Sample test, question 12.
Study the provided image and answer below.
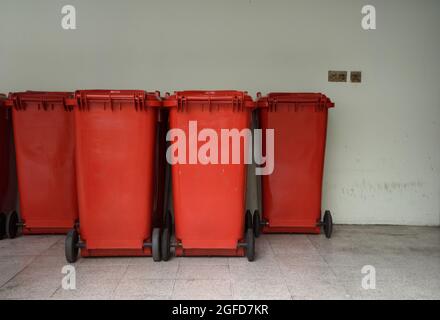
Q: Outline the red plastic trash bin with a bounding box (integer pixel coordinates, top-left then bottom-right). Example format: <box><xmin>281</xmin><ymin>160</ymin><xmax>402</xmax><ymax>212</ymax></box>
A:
<box><xmin>256</xmin><ymin>93</ymin><xmax>334</xmax><ymax>238</ymax></box>
<box><xmin>162</xmin><ymin>91</ymin><xmax>256</xmax><ymax>261</ymax></box>
<box><xmin>4</xmin><ymin>92</ymin><xmax>78</xmax><ymax>237</ymax></box>
<box><xmin>0</xmin><ymin>94</ymin><xmax>18</xmax><ymax>239</ymax></box>
<box><xmin>64</xmin><ymin>90</ymin><xmax>163</xmax><ymax>263</ymax></box>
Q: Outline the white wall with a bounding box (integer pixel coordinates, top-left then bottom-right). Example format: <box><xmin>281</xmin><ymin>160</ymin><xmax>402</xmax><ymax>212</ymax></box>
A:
<box><xmin>1</xmin><ymin>0</ymin><xmax>439</xmax><ymax>225</ymax></box>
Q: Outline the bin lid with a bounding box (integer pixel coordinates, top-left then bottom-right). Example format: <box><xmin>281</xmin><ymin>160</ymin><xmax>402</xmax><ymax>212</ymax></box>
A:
<box><xmin>257</xmin><ymin>92</ymin><xmax>334</xmax><ymax>109</ymax></box>
<box><xmin>163</xmin><ymin>90</ymin><xmax>254</xmax><ymax>108</ymax></box>
<box><xmin>71</xmin><ymin>90</ymin><xmax>161</xmax><ymax>109</ymax></box>
<box><xmin>5</xmin><ymin>91</ymin><xmax>73</xmax><ymax>109</ymax></box>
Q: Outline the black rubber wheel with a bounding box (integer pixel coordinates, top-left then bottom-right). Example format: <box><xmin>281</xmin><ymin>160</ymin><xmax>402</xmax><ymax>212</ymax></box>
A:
<box><xmin>245</xmin><ymin>210</ymin><xmax>252</xmax><ymax>231</ymax></box>
<box><xmin>252</xmin><ymin>210</ymin><xmax>261</xmax><ymax>238</ymax></box>
<box><xmin>245</xmin><ymin>228</ymin><xmax>255</xmax><ymax>262</ymax></box>
<box><xmin>6</xmin><ymin>211</ymin><xmax>19</xmax><ymax>239</ymax></box>
<box><xmin>0</xmin><ymin>212</ymin><xmax>6</xmax><ymax>240</ymax></box>
<box><xmin>152</xmin><ymin>228</ymin><xmax>161</xmax><ymax>262</ymax></box>
<box><xmin>161</xmin><ymin>228</ymin><xmax>171</xmax><ymax>262</ymax></box>
<box><xmin>323</xmin><ymin>210</ymin><xmax>333</xmax><ymax>239</ymax></box>
<box><xmin>65</xmin><ymin>229</ymin><xmax>79</xmax><ymax>263</ymax></box>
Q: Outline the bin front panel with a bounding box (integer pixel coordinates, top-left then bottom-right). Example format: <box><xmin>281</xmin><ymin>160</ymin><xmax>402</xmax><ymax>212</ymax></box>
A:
<box><xmin>11</xmin><ymin>93</ymin><xmax>78</xmax><ymax>232</ymax></box>
<box><xmin>260</xmin><ymin>94</ymin><xmax>331</xmax><ymax>232</ymax></box>
<box><xmin>169</xmin><ymin>99</ymin><xmax>250</xmax><ymax>250</ymax></box>
<box><xmin>74</xmin><ymin>95</ymin><xmax>157</xmax><ymax>250</ymax></box>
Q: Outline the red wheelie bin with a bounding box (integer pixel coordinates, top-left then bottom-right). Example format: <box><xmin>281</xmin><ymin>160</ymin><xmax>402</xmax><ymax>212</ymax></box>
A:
<box><xmin>0</xmin><ymin>94</ymin><xmax>18</xmax><ymax>239</ymax></box>
<box><xmin>64</xmin><ymin>90</ymin><xmax>163</xmax><ymax>262</ymax></box>
<box><xmin>254</xmin><ymin>93</ymin><xmax>334</xmax><ymax>238</ymax></box>
<box><xmin>162</xmin><ymin>91</ymin><xmax>256</xmax><ymax>261</ymax></box>
<box><xmin>4</xmin><ymin>92</ymin><xmax>78</xmax><ymax>237</ymax></box>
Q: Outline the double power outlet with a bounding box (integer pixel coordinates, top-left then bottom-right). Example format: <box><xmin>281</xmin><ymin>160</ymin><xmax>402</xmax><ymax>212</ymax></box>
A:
<box><xmin>328</xmin><ymin>71</ymin><xmax>362</xmax><ymax>83</ymax></box>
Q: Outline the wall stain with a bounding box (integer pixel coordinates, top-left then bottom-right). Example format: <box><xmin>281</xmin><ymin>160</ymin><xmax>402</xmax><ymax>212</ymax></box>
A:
<box><xmin>341</xmin><ymin>180</ymin><xmax>426</xmax><ymax>200</ymax></box>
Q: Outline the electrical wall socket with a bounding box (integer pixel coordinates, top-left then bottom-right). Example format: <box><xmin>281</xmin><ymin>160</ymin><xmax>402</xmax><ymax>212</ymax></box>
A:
<box><xmin>328</xmin><ymin>71</ymin><xmax>347</xmax><ymax>82</ymax></box>
<box><xmin>351</xmin><ymin>71</ymin><xmax>362</xmax><ymax>83</ymax></box>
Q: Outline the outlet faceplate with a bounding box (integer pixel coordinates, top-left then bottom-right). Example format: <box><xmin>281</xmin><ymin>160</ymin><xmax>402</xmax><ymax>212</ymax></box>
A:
<box><xmin>328</xmin><ymin>71</ymin><xmax>347</xmax><ymax>82</ymax></box>
<box><xmin>351</xmin><ymin>71</ymin><xmax>362</xmax><ymax>83</ymax></box>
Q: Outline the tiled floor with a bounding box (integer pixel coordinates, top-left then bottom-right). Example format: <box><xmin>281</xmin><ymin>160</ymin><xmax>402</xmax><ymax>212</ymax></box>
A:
<box><xmin>0</xmin><ymin>225</ymin><xmax>439</xmax><ymax>300</ymax></box>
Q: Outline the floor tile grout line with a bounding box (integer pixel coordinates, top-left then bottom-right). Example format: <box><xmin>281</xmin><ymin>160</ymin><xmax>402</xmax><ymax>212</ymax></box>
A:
<box><xmin>307</xmin><ymin>234</ymin><xmax>336</xmax><ymax>270</ymax></box>
<box><xmin>169</xmin><ymin>279</ymin><xmax>177</xmax><ymax>299</ymax></box>
<box><xmin>0</xmin><ymin>236</ymin><xmax>63</xmax><ymax>289</ymax></box>
<box><xmin>307</xmin><ymin>233</ymin><xmax>356</xmax><ymax>299</ymax></box>
<box><xmin>266</xmin><ymin>238</ymin><xmax>289</xmax><ymax>297</ymax></box>
<box><xmin>255</xmin><ymin>237</ymin><xmax>293</xmax><ymax>300</ymax></box>
<box><xmin>0</xmin><ymin>236</ymin><xmax>63</xmax><ymax>299</ymax></box>
<box><xmin>50</xmin><ymin>285</ymin><xmax>62</xmax><ymax>299</ymax></box>
<box><xmin>279</xmin><ymin>234</ymin><xmax>331</xmax><ymax>299</ymax></box>
<box><xmin>227</xmin><ymin>259</ymin><xmax>234</xmax><ymax>298</ymax></box>
<box><xmin>109</xmin><ymin>264</ymin><xmax>130</xmax><ymax>299</ymax></box>
<box><xmin>0</xmin><ymin>254</ymin><xmax>35</xmax><ymax>287</ymax></box>
<box><xmin>48</xmin><ymin>284</ymin><xmax>62</xmax><ymax>299</ymax></box>
<box><xmin>326</xmin><ymin>263</ymin><xmax>352</xmax><ymax>299</ymax></box>
<box><xmin>170</xmin><ymin>262</ymin><xmax>182</xmax><ymax>296</ymax></box>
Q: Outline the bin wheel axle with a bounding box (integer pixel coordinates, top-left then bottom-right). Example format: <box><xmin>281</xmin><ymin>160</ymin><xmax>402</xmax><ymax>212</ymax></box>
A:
<box><xmin>170</xmin><ymin>241</ymin><xmax>179</xmax><ymax>247</ymax></box>
<box><xmin>76</xmin><ymin>241</ymin><xmax>85</xmax><ymax>249</ymax></box>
